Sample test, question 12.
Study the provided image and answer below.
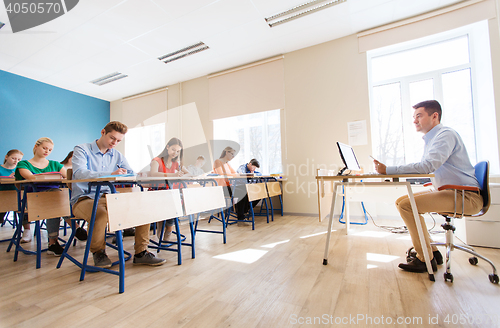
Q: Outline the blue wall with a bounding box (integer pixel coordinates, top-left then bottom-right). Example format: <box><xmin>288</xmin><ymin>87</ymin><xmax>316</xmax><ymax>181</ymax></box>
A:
<box><xmin>0</xmin><ymin>70</ymin><xmax>109</xmax><ymax>162</ymax></box>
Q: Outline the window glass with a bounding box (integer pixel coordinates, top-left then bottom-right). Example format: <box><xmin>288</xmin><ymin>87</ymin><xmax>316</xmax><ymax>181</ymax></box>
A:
<box><xmin>125</xmin><ymin>123</ymin><xmax>165</xmax><ymax>172</ymax></box>
<box><xmin>371</xmin><ymin>36</ymin><xmax>470</xmax><ymax>83</ymax></box>
<box><xmin>213</xmin><ymin>109</ymin><xmax>282</xmax><ymax>175</ymax></box>
<box><xmin>442</xmin><ymin>68</ymin><xmax>476</xmax><ymax>163</ymax></box>
<box><xmin>371</xmin><ymin>82</ymin><xmax>404</xmax><ymax>165</ymax></box>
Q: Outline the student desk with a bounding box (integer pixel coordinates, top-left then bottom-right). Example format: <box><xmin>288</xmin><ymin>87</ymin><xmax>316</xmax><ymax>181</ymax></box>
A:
<box><xmin>316</xmin><ymin>174</ymin><xmax>436</xmax><ymax>281</ymax></box>
<box><xmin>59</xmin><ymin>175</ymin><xmax>169</xmax><ymax>293</ymax></box>
<box><xmin>60</xmin><ymin>175</ymin><xmax>222</xmax><ymax>293</ymax></box>
<box><xmin>1</xmin><ymin>177</ymin><xmax>70</xmax><ymax>268</ymax></box>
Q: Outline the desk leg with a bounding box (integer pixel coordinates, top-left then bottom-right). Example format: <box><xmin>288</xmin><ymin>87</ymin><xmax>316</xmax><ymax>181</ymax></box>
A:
<box><xmin>406</xmin><ymin>184</ymin><xmax>435</xmax><ymax>282</ymax></box>
<box><xmin>35</xmin><ymin>221</ymin><xmax>41</xmax><ymax>269</ymax></box>
<box><xmin>317</xmin><ymin>179</ymin><xmax>322</xmax><ymax>222</ymax></box>
<box><xmin>345</xmin><ymin>184</ymin><xmax>350</xmax><ymax>235</ymax></box>
<box><xmin>116</xmin><ymin>230</ymin><xmax>125</xmax><ymax>294</ymax></box>
<box><xmin>80</xmin><ymin>185</ymin><xmax>101</xmax><ymax>282</ymax></box>
<box><xmin>323</xmin><ymin>182</ymin><xmax>338</xmax><ymax>265</ymax></box>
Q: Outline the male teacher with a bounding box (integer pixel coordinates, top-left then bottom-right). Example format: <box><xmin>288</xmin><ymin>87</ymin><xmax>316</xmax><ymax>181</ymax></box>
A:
<box><xmin>71</xmin><ymin>121</ymin><xmax>166</xmax><ymax>268</ymax></box>
<box><xmin>373</xmin><ymin>100</ymin><xmax>482</xmax><ymax>273</ymax></box>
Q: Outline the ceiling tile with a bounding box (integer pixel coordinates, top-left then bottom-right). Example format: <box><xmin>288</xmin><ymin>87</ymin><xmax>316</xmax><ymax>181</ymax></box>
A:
<box><xmin>0</xmin><ymin>52</ymin><xmax>23</xmax><ymax>70</ymax></box>
<box><xmin>89</xmin><ymin>0</ymin><xmax>174</xmax><ymax>43</ymax></box>
<box><xmin>127</xmin><ymin>20</ymin><xmax>200</xmax><ymax>58</ymax></box>
<box><xmin>151</xmin><ymin>0</ymin><xmax>219</xmax><ymax>20</ymax></box>
<box><xmin>87</xmin><ymin>43</ymin><xmax>151</xmax><ymax>73</ymax></box>
<box><xmin>178</xmin><ymin>0</ymin><xmax>261</xmax><ymax>40</ymax></box>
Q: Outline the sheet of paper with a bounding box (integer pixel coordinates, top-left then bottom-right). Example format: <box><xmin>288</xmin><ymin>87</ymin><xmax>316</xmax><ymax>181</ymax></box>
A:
<box><xmin>347</xmin><ymin>120</ymin><xmax>367</xmax><ymax>146</ymax></box>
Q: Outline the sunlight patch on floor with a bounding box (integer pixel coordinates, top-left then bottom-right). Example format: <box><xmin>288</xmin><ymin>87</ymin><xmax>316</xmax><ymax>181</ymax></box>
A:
<box><xmin>366</xmin><ymin>252</ymin><xmax>400</xmax><ymax>263</ymax></box>
<box><xmin>213</xmin><ymin>249</ymin><xmax>268</xmax><ymax>264</ymax></box>
<box><xmin>300</xmin><ymin>230</ymin><xmax>336</xmax><ymax>239</ymax></box>
<box><xmin>261</xmin><ymin>240</ymin><xmax>290</xmax><ymax>248</ymax></box>
<box><xmin>352</xmin><ymin>231</ymin><xmax>392</xmax><ymax>238</ymax></box>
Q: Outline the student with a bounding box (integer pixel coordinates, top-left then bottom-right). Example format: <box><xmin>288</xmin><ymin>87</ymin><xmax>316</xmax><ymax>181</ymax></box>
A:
<box><xmin>373</xmin><ymin>100</ymin><xmax>482</xmax><ymax>273</ymax></box>
<box><xmin>237</xmin><ymin>158</ymin><xmax>262</xmax><ymax>176</ymax></box>
<box><xmin>71</xmin><ymin>121</ymin><xmax>165</xmax><ymax>267</ymax></box>
<box><xmin>149</xmin><ymin>137</ymin><xmax>189</xmax><ymax>242</ymax></box>
<box><xmin>213</xmin><ymin>146</ymin><xmax>237</xmax><ymax>178</ymax></box>
<box><xmin>0</xmin><ymin>149</ymin><xmax>23</xmax><ymax>224</ymax></box>
<box><xmin>186</xmin><ymin>155</ymin><xmax>206</xmax><ymax>177</ymax></box>
<box><xmin>60</xmin><ymin>150</ymin><xmax>88</xmax><ymax>241</ymax></box>
<box><xmin>213</xmin><ymin>146</ymin><xmax>240</xmax><ymax>215</ymax></box>
<box><xmin>235</xmin><ymin>159</ymin><xmax>262</xmax><ymax>223</ymax></box>
<box><xmin>60</xmin><ymin>151</ymin><xmax>73</xmax><ymax>170</ymax></box>
<box><xmin>15</xmin><ymin>138</ymin><xmax>67</xmax><ymax>255</ymax></box>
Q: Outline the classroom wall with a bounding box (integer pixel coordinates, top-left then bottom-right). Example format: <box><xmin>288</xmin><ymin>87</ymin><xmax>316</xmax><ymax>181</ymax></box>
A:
<box><xmin>0</xmin><ymin>70</ymin><xmax>110</xmax><ymax>162</ymax></box>
<box><xmin>282</xmin><ymin>34</ymin><xmax>371</xmax><ymax>214</ymax></box>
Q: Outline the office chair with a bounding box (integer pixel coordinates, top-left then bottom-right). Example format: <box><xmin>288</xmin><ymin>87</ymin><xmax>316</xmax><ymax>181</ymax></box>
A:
<box><xmin>432</xmin><ymin>161</ymin><xmax>498</xmax><ymax>284</ymax></box>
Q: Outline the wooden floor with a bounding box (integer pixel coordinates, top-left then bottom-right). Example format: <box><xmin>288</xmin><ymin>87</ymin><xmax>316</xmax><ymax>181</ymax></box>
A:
<box><xmin>0</xmin><ymin>214</ymin><xmax>499</xmax><ymax>328</ymax></box>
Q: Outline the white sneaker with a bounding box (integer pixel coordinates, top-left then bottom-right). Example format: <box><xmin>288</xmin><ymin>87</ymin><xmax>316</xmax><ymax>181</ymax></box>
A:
<box><xmin>158</xmin><ymin>231</ymin><xmax>176</xmax><ymax>243</ymax></box>
<box><xmin>20</xmin><ymin>230</ymin><xmax>32</xmax><ymax>243</ymax></box>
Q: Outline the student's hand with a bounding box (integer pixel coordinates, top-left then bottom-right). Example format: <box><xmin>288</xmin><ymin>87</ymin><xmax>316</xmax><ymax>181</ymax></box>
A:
<box><xmin>373</xmin><ymin>160</ymin><xmax>387</xmax><ymax>174</ymax></box>
<box><xmin>176</xmin><ymin>171</ymin><xmax>185</xmax><ymax>177</ymax></box>
<box><xmin>8</xmin><ymin>172</ymin><xmax>15</xmax><ymax>177</ymax></box>
<box><xmin>112</xmin><ymin>168</ymin><xmax>127</xmax><ymax>175</ymax></box>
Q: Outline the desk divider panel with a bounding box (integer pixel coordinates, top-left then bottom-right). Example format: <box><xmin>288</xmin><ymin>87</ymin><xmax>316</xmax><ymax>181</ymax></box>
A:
<box><xmin>27</xmin><ymin>189</ymin><xmax>71</xmax><ymax>221</ymax></box>
<box><xmin>182</xmin><ymin>186</ymin><xmax>226</xmax><ymax>216</ymax></box>
<box><xmin>266</xmin><ymin>181</ymin><xmax>282</xmax><ymax>197</ymax></box>
<box><xmin>247</xmin><ymin>183</ymin><xmax>268</xmax><ymax>202</ymax></box>
<box><xmin>0</xmin><ymin>190</ymin><xmax>18</xmax><ymax>212</ymax></box>
<box><xmin>106</xmin><ymin>189</ymin><xmax>183</xmax><ymax>232</ymax></box>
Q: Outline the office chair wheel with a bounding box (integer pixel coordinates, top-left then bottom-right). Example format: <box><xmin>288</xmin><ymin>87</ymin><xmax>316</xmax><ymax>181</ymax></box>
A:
<box><xmin>469</xmin><ymin>257</ymin><xmax>478</xmax><ymax>265</ymax></box>
<box><xmin>489</xmin><ymin>274</ymin><xmax>499</xmax><ymax>284</ymax></box>
<box><xmin>444</xmin><ymin>272</ymin><xmax>454</xmax><ymax>283</ymax></box>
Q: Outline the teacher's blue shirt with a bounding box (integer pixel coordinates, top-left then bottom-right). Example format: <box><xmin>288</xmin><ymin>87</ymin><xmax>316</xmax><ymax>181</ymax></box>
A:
<box><xmin>386</xmin><ymin>124</ymin><xmax>478</xmax><ymax>189</ymax></box>
<box><xmin>71</xmin><ymin>140</ymin><xmax>133</xmax><ymax>206</ymax></box>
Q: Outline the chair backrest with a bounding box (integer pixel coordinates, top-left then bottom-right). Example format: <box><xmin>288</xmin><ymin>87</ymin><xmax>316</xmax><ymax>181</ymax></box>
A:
<box><xmin>27</xmin><ymin>189</ymin><xmax>71</xmax><ymax>221</ymax></box>
<box><xmin>66</xmin><ymin>168</ymin><xmax>73</xmax><ymax>190</ymax></box>
<box><xmin>181</xmin><ymin>185</ymin><xmax>226</xmax><ymax>216</ymax></box>
<box><xmin>474</xmin><ymin>161</ymin><xmax>490</xmax><ymax>216</ymax></box>
<box><xmin>246</xmin><ymin>183</ymin><xmax>268</xmax><ymax>202</ymax></box>
<box><xmin>266</xmin><ymin>181</ymin><xmax>282</xmax><ymax>197</ymax></box>
<box><xmin>0</xmin><ymin>190</ymin><xmax>18</xmax><ymax>212</ymax></box>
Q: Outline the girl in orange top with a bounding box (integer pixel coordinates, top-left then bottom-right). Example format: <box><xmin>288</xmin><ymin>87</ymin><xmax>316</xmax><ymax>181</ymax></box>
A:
<box><xmin>213</xmin><ymin>146</ymin><xmax>238</xmax><ymax>186</ymax></box>
<box><xmin>150</xmin><ymin>138</ymin><xmax>189</xmax><ymax>242</ymax></box>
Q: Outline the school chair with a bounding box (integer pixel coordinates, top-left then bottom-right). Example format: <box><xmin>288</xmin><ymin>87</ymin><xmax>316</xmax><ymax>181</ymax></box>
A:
<box><xmin>0</xmin><ymin>190</ymin><xmax>19</xmax><ymax>242</ymax></box>
<box><xmin>182</xmin><ymin>185</ymin><xmax>227</xmax><ymax>244</ymax></box>
<box><xmin>227</xmin><ymin>183</ymin><xmax>270</xmax><ymax>230</ymax></box>
<box><xmin>266</xmin><ymin>180</ymin><xmax>283</xmax><ymax>221</ymax></box>
<box><xmin>17</xmin><ymin>187</ymin><xmax>71</xmax><ymax>268</ymax></box>
<box><xmin>430</xmin><ymin>161</ymin><xmax>498</xmax><ymax>284</ymax></box>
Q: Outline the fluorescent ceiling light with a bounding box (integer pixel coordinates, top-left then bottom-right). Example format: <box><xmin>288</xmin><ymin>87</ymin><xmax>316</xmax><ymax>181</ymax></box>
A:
<box><xmin>158</xmin><ymin>42</ymin><xmax>209</xmax><ymax>64</ymax></box>
<box><xmin>265</xmin><ymin>0</ymin><xmax>346</xmax><ymax>28</ymax></box>
<box><xmin>90</xmin><ymin>72</ymin><xmax>128</xmax><ymax>86</ymax></box>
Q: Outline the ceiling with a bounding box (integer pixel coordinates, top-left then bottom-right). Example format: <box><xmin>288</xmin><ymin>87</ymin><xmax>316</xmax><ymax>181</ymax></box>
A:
<box><xmin>0</xmin><ymin>0</ymin><xmax>465</xmax><ymax>102</ymax></box>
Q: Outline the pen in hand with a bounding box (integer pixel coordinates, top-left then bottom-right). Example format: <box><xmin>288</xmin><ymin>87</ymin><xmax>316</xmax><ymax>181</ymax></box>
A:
<box><xmin>114</xmin><ymin>164</ymin><xmax>126</xmax><ymax>175</ymax></box>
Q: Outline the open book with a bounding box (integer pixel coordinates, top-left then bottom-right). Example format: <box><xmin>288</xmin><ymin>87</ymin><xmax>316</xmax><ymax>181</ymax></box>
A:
<box><xmin>0</xmin><ymin>175</ymin><xmax>15</xmax><ymax>182</ymax></box>
<box><xmin>31</xmin><ymin>172</ymin><xmax>64</xmax><ymax>180</ymax></box>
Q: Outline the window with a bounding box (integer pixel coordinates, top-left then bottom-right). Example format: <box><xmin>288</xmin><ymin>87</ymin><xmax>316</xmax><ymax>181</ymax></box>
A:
<box><xmin>368</xmin><ymin>21</ymin><xmax>498</xmax><ymax>173</ymax></box>
<box><xmin>125</xmin><ymin>123</ymin><xmax>165</xmax><ymax>172</ymax></box>
<box><xmin>213</xmin><ymin>109</ymin><xmax>282</xmax><ymax>175</ymax></box>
